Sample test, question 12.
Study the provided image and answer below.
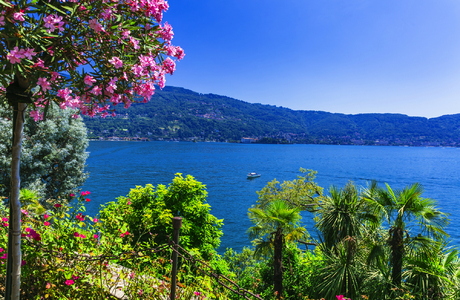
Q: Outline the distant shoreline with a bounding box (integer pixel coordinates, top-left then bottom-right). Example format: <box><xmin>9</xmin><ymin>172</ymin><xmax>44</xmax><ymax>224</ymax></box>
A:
<box><xmin>87</xmin><ymin>139</ymin><xmax>459</xmax><ymax>148</ymax></box>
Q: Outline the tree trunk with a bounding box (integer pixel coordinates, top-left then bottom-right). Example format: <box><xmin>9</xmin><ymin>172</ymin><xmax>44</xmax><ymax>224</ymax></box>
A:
<box><xmin>5</xmin><ymin>72</ymin><xmax>29</xmax><ymax>300</ymax></box>
<box><xmin>273</xmin><ymin>229</ymin><xmax>283</xmax><ymax>299</ymax></box>
<box><xmin>390</xmin><ymin>227</ymin><xmax>404</xmax><ymax>287</ymax></box>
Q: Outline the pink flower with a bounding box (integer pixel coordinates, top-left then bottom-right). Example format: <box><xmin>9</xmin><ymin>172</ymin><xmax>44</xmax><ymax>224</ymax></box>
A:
<box><xmin>93</xmin><ymin>218</ymin><xmax>99</xmax><ymax>223</ymax></box>
<box><xmin>80</xmin><ymin>234</ymin><xmax>86</xmax><ymax>238</ymax></box>
<box><xmin>21</xmin><ymin>209</ymin><xmax>28</xmax><ymax>215</ymax></box>
<box><xmin>194</xmin><ymin>291</ymin><xmax>200</xmax><ymax>296</ymax></box>
<box><xmin>88</xmin><ymin>19</ymin><xmax>105</xmax><ymax>32</ymax></box>
<box><xmin>76</xmin><ymin>213</ymin><xmax>85</xmax><ymax>221</ymax></box>
<box><xmin>174</xmin><ymin>46</ymin><xmax>185</xmax><ymax>60</ymax></box>
<box><xmin>57</xmin><ymin>88</ymin><xmax>72</xmax><ymax>102</ymax></box>
<box><xmin>84</xmin><ymin>75</ymin><xmax>96</xmax><ymax>86</ymax></box>
<box><xmin>33</xmin><ymin>58</ymin><xmax>45</xmax><ymax>68</ymax></box>
<box><xmin>93</xmin><ymin>234</ymin><xmax>98</xmax><ymax>239</ymax></box>
<box><xmin>0</xmin><ymin>248</ymin><xmax>4</xmax><ymax>253</ymax></box>
<box><xmin>37</xmin><ymin>77</ymin><xmax>51</xmax><ymax>92</ymax></box>
<box><xmin>13</xmin><ymin>11</ymin><xmax>25</xmax><ymax>22</ymax></box>
<box><xmin>160</xmin><ymin>22</ymin><xmax>174</xmax><ymax>41</ymax></box>
<box><xmin>85</xmin><ymin>198</ymin><xmax>91</xmax><ymax>202</ymax></box>
<box><xmin>108</xmin><ymin>57</ymin><xmax>123</xmax><ymax>69</ymax></box>
<box><xmin>65</xmin><ymin>279</ymin><xmax>74</xmax><ymax>286</ymax></box>
<box><xmin>1</xmin><ymin>253</ymin><xmax>7</xmax><ymax>259</ymax></box>
<box><xmin>336</xmin><ymin>296</ymin><xmax>345</xmax><ymax>300</ymax></box>
<box><xmin>54</xmin><ymin>204</ymin><xmax>62</xmax><ymax>208</ymax></box>
<box><xmin>73</xmin><ymin>232</ymin><xmax>80</xmax><ymax>237</ymax></box>
<box><xmin>2</xmin><ymin>217</ymin><xmax>8</xmax><ymax>222</ymax></box>
<box><xmin>23</xmin><ymin>48</ymin><xmax>37</xmax><ymax>59</ymax></box>
<box><xmin>70</xmin><ymin>193</ymin><xmax>75</xmax><ymax>197</ymax></box>
<box><xmin>27</xmin><ymin>229</ymin><xmax>41</xmax><ymax>241</ymax></box>
<box><xmin>44</xmin><ymin>214</ymin><xmax>49</xmax><ymax>219</ymax></box>
<box><xmin>30</xmin><ymin>110</ymin><xmax>43</xmax><ymax>122</ymax></box>
<box><xmin>44</xmin><ymin>222</ymin><xmax>50</xmax><ymax>226</ymax></box>
<box><xmin>162</xmin><ymin>57</ymin><xmax>176</xmax><ymax>75</ymax></box>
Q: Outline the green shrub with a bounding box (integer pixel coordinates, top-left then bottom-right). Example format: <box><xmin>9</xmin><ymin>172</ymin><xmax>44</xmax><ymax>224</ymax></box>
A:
<box><xmin>99</xmin><ymin>173</ymin><xmax>224</xmax><ymax>259</ymax></box>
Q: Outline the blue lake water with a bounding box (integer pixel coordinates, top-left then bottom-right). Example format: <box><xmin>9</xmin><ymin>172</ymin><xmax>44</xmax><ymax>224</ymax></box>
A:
<box><xmin>82</xmin><ymin>141</ymin><xmax>460</xmax><ymax>253</ymax></box>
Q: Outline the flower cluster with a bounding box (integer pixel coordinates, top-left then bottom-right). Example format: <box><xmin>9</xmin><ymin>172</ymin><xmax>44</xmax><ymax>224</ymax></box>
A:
<box><xmin>0</xmin><ymin>0</ymin><xmax>184</xmax><ymax>120</ymax></box>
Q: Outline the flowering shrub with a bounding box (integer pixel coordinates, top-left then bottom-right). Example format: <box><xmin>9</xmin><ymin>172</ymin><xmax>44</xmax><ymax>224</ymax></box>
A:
<box><xmin>0</xmin><ymin>0</ymin><xmax>184</xmax><ymax>118</ymax></box>
<box><xmin>0</xmin><ymin>190</ymin><xmax>231</xmax><ymax>299</ymax></box>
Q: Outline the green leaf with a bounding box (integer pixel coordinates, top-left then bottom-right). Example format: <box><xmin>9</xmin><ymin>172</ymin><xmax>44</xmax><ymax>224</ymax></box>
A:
<box><xmin>0</xmin><ymin>0</ymin><xmax>13</xmax><ymax>7</ymax></box>
<box><xmin>62</xmin><ymin>5</ymin><xmax>75</xmax><ymax>14</ymax></box>
<box><xmin>43</xmin><ymin>3</ymin><xmax>66</xmax><ymax>15</ymax></box>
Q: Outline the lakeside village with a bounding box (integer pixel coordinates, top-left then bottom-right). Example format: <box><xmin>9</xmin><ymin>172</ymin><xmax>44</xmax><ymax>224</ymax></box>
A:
<box><xmin>89</xmin><ymin>134</ymin><xmax>453</xmax><ymax>147</ymax></box>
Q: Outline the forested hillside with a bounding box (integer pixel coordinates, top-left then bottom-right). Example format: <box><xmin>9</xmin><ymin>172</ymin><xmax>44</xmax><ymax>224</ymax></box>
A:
<box><xmin>83</xmin><ymin>86</ymin><xmax>460</xmax><ymax>146</ymax></box>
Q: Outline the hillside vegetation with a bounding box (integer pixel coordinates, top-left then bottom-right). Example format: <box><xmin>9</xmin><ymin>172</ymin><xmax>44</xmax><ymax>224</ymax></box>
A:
<box><xmin>83</xmin><ymin>86</ymin><xmax>460</xmax><ymax>146</ymax></box>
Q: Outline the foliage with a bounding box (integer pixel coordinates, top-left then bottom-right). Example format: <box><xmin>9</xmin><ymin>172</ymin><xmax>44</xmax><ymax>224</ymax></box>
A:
<box><xmin>247</xmin><ymin>200</ymin><xmax>307</xmax><ymax>258</ymax></box>
<box><xmin>255</xmin><ymin>168</ymin><xmax>323</xmax><ymax>212</ymax></box>
<box><xmin>0</xmin><ymin>0</ymin><xmax>183</xmax><ymax>116</ymax></box>
<box><xmin>0</xmin><ymin>104</ymin><xmax>88</xmax><ymax>201</ymax></box>
<box><xmin>0</xmin><ymin>190</ymin><xmax>233</xmax><ymax>299</ymax></box>
<box><xmin>365</xmin><ymin>182</ymin><xmax>449</xmax><ymax>287</ymax></box>
<box><xmin>99</xmin><ymin>173</ymin><xmax>223</xmax><ymax>259</ymax></box>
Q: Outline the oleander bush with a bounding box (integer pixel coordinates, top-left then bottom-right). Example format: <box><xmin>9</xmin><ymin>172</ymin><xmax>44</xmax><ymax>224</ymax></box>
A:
<box><xmin>0</xmin><ymin>184</ymin><xmax>230</xmax><ymax>299</ymax></box>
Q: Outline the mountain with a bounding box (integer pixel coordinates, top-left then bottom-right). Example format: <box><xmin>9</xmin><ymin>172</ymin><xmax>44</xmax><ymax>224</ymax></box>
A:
<box><xmin>83</xmin><ymin>86</ymin><xmax>460</xmax><ymax>146</ymax></box>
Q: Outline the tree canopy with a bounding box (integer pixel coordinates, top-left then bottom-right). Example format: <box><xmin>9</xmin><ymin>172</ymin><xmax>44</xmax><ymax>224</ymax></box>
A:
<box><xmin>0</xmin><ymin>103</ymin><xmax>89</xmax><ymax>201</ymax></box>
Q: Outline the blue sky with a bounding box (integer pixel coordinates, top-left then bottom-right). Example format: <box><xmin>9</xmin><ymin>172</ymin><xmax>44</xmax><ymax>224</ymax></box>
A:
<box><xmin>163</xmin><ymin>0</ymin><xmax>460</xmax><ymax>118</ymax></box>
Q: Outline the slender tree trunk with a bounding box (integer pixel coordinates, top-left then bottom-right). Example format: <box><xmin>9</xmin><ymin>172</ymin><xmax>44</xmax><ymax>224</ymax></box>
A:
<box><xmin>390</xmin><ymin>227</ymin><xmax>404</xmax><ymax>287</ymax></box>
<box><xmin>5</xmin><ymin>74</ymin><xmax>29</xmax><ymax>300</ymax></box>
<box><xmin>273</xmin><ymin>229</ymin><xmax>283</xmax><ymax>299</ymax></box>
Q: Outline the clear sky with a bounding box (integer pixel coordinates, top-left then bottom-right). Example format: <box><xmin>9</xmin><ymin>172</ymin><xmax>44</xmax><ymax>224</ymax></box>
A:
<box><xmin>163</xmin><ymin>0</ymin><xmax>460</xmax><ymax>118</ymax></box>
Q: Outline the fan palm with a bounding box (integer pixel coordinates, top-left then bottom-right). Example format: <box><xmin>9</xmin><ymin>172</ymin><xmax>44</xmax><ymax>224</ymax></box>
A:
<box><xmin>405</xmin><ymin>238</ymin><xmax>460</xmax><ymax>299</ymax></box>
<box><xmin>364</xmin><ymin>182</ymin><xmax>449</xmax><ymax>288</ymax></box>
<box><xmin>247</xmin><ymin>200</ymin><xmax>306</xmax><ymax>299</ymax></box>
<box><xmin>314</xmin><ymin>182</ymin><xmax>379</xmax><ymax>298</ymax></box>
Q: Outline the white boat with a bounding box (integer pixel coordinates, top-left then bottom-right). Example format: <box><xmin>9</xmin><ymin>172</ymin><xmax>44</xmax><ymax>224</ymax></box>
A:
<box><xmin>247</xmin><ymin>172</ymin><xmax>261</xmax><ymax>179</ymax></box>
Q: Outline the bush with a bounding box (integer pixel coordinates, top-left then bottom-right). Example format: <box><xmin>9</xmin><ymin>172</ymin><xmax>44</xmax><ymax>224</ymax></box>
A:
<box><xmin>99</xmin><ymin>173</ymin><xmax>224</xmax><ymax>259</ymax></box>
<box><xmin>0</xmin><ymin>189</ymin><xmax>229</xmax><ymax>299</ymax></box>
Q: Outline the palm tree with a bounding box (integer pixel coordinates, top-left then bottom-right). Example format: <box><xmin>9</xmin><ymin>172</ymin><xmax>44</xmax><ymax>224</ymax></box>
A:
<box><xmin>314</xmin><ymin>182</ymin><xmax>379</xmax><ymax>298</ymax></box>
<box><xmin>247</xmin><ymin>200</ymin><xmax>306</xmax><ymax>299</ymax></box>
<box><xmin>364</xmin><ymin>182</ymin><xmax>449</xmax><ymax>288</ymax></box>
<box><xmin>405</xmin><ymin>238</ymin><xmax>460</xmax><ymax>299</ymax></box>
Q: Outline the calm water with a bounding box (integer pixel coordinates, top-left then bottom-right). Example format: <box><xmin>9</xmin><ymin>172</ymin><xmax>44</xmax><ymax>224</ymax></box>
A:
<box><xmin>82</xmin><ymin>142</ymin><xmax>460</xmax><ymax>252</ymax></box>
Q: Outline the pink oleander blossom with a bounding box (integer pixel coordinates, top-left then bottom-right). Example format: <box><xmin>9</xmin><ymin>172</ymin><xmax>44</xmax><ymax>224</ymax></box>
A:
<box><xmin>30</xmin><ymin>110</ymin><xmax>43</xmax><ymax>122</ymax></box>
<box><xmin>160</xmin><ymin>22</ymin><xmax>174</xmax><ymax>41</ymax></box>
<box><xmin>13</xmin><ymin>10</ymin><xmax>25</xmax><ymax>22</ymax></box>
<box><xmin>37</xmin><ymin>77</ymin><xmax>51</xmax><ymax>92</ymax></box>
<box><xmin>109</xmin><ymin>57</ymin><xmax>123</xmax><ymax>69</ymax></box>
<box><xmin>84</xmin><ymin>75</ymin><xmax>96</xmax><ymax>86</ymax></box>
<box><xmin>44</xmin><ymin>221</ymin><xmax>50</xmax><ymax>226</ymax></box>
<box><xmin>162</xmin><ymin>57</ymin><xmax>176</xmax><ymax>75</ymax></box>
<box><xmin>88</xmin><ymin>19</ymin><xmax>104</xmax><ymax>32</ymax></box>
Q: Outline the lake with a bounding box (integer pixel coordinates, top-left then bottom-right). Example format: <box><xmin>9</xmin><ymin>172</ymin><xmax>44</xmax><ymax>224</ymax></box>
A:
<box><xmin>82</xmin><ymin>141</ymin><xmax>460</xmax><ymax>253</ymax></box>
